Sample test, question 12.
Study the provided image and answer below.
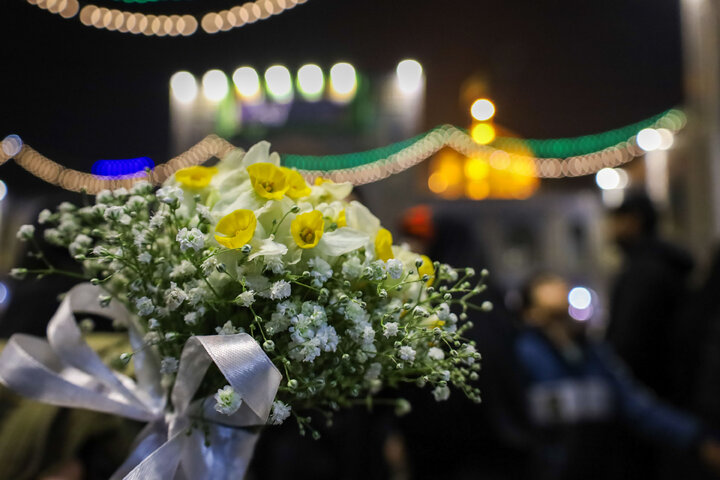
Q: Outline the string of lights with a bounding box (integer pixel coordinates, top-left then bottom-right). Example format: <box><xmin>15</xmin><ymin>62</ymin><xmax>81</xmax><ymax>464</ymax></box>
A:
<box><xmin>27</xmin><ymin>0</ymin><xmax>309</xmax><ymax>37</ymax></box>
<box><xmin>0</xmin><ymin>109</ymin><xmax>685</xmax><ymax>193</ymax></box>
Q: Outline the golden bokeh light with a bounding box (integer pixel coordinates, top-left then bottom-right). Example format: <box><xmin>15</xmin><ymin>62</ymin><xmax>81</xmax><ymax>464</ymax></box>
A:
<box><xmin>471</xmin><ymin>123</ymin><xmax>496</xmax><ymax>145</ymax></box>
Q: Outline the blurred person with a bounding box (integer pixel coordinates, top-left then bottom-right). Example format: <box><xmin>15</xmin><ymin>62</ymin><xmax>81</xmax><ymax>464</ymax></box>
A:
<box><xmin>397</xmin><ymin>206</ymin><xmax>531</xmax><ymax>479</ymax></box>
<box><xmin>515</xmin><ymin>273</ymin><xmax>720</xmax><ymax>480</ymax></box>
<box><xmin>605</xmin><ymin>192</ymin><xmax>694</xmax><ymax>403</ymax></box>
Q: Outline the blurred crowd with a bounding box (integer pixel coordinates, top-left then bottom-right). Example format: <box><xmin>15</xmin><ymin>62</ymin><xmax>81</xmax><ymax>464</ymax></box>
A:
<box><xmin>252</xmin><ymin>191</ymin><xmax>720</xmax><ymax>480</ymax></box>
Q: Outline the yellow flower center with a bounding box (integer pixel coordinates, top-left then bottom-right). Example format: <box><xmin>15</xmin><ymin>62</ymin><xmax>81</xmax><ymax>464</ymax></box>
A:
<box><xmin>291</xmin><ymin>210</ymin><xmax>325</xmax><ymax>249</ymax></box>
<box><xmin>214</xmin><ymin>209</ymin><xmax>257</xmax><ymax>249</ymax></box>
<box><xmin>175</xmin><ymin>166</ymin><xmax>218</xmax><ymax>189</ymax></box>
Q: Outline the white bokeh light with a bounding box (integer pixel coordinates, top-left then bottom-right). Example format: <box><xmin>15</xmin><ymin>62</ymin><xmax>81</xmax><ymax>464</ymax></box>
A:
<box><xmin>470</xmin><ymin>99</ymin><xmax>495</xmax><ymax>121</ymax></box>
<box><xmin>330</xmin><ymin>62</ymin><xmax>357</xmax><ymax>100</ymax></box>
<box><xmin>2</xmin><ymin>134</ymin><xmax>24</xmax><ymax>157</ymax></box>
<box><xmin>232</xmin><ymin>67</ymin><xmax>261</xmax><ymax>99</ymax></box>
<box><xmin>568</xmin><ymin>287</ymin><xmax>592</xmax><ymax>310</ymax></box>
<box><xmin>657</xmin><ymin>128</ymin><xmax>674</xmax><ymax>150</ymax></box>
<box><xmin>595</xmin><ymin>168</ymin><xmax>621</xmax><ymax>190</ymax></box>
<box><xmin>636</xmin><ymin>128</ymin><xmax>662</xmax><ymax>152</ymax></box>
<box><xmin>0</xmin><ymin>180</ymin><xmax>7</xmax><ymax>202</ymax></box>
<box><xmin>0</xmin><ymin>282</ymin><xmax>8</xmax><ymax>305</ymax></box>
<box><xmin>170</xmin><ymin>71</ymin><xmax>198</xmax><ymax>104</ymax></box>
<box><xmin>264</xmin><ymin>65</ymin><xmax>293</xmax><ymax>103</ymax></box>
<box><xmin>297</xmin><ymin>64</ymin><xmax>324</xmax><ymax>101</ymax></box>
<box><xmin>202</xmin><ymin>70</ymin><xmax>229</xmax><ymax>102</ymax></box>
<box><xmin>396</xmin><ymin>59</ymin><xmax>423</xmax><ymax>94</ymax></box>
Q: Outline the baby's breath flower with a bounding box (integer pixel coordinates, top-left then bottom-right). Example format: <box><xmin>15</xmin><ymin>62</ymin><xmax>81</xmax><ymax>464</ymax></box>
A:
<box><xmin>95</xmin><ymin>190</ymin><xmax>113</xmax><ymax>204</ymax></box>
<box><xmin>156</xmin><ymin>186</ymin><xmax>183</xmax><ymax>205</ymax></box>
<box><xmin>135</xmin><ymin>296</ymin><xmax>154</xmax><ymax>316</ymax></box>
<box><xmin>236</xmin><ymin>290</ymin><xmax>256</xmax><ymax>307</ymax></box>
<box><xmin>214</xmin><ymin>385</ymin><xmax>242</xmax><ymax>415</ymax></box>
<box><xmin>38</xmin><ymin>209</ymin><xmax>52</xmax><ymax>224</ymax></box>
<box><xmin>201</xmin><ymin>257</ymin><xmax>218</xmax><ymax>276</ymax></box>
<box><xmin>138</xmin><ymin>252</ymin><xmax>152</xmax><ymax>264</ymax></box>
<box><xmin>216</xmin><ymin>321</ymin><xmax>239</xmax><ymax>335</ymax></box>
<box><xmin>398</xmin><ymin>345</ymin><xmax>416</xmax><ymax>364</ymax></box>
<box><xmin>432</xmin><ymin>385</ymin><xmax>450</xmax><ymax>402</ymax></box>
<box><xmin>176</xmin><ymin>227</ymin><xmax>205</xmax><ymax>253</ymax></box>
<box><xmin>386</xmin><ymin>258</ymin><xmax>404</xmax><ymax>279</ymax></box>
<box><xmin>16</xmin><ymin>224</ymin><xmax>34</xmax><ymax>241</ymax></box>
<box><xmin>383</xmin><ymin>322</ymin><xmax>399</xmax><ymax>338</ymax></box>
<box><xmin>269</xmin><ymin>400</ymin><xmax>291</xmax><ymax>425</ymax></box>
<box><xmin>428</xmin><ymin>347</ymin><xmax>445</xmax><ymax>361</ymax></box>
<box><xmin>268</xmin><ymin>280</ymin><xmax>291</xmax><ymax>300</ymax></box>
<box><xmin>160</xmin><ymin>356</ymin><xmax>179</xmax><ymax>374</ymax></box>
<box><xmin>10</xmin><ymin>268</ymin><xmax>27</xmax><ymax>279</ymax></box>
<box><xmin>164</xmin><ymin>282</ymin><xmax>188</xmax><ymax>310</ymax></box>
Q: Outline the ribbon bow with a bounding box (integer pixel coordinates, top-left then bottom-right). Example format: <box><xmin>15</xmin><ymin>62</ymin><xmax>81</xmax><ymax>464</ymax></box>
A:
<box><xmin>0</xmin><ymin>283</ymin><xmax>282</xmax><ymax>479</ymax></box>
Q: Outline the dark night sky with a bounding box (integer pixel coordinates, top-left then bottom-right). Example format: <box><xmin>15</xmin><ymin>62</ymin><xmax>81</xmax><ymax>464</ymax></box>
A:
<box><xmin>0</xmin><ymin>0</ymin><xmax>683</xmax><ymax>191</ymax></box>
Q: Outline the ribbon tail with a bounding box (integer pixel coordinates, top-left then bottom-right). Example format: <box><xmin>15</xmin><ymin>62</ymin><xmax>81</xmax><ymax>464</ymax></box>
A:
<box><xmin>110</xmin><ymin>421</ymin><xmax>168</xmax><ymax>480</ymax></box>
<box><xmin>119</xmin><ymin>429</ymin><xmax>186</xmax><ymax>480</ymax></box>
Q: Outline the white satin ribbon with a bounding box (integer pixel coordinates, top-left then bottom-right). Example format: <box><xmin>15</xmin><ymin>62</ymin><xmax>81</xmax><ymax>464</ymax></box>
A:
<box><xmin>0</xmin><ymin>283</ymin><xmax>282</xmax><ymax>479</ymax></box>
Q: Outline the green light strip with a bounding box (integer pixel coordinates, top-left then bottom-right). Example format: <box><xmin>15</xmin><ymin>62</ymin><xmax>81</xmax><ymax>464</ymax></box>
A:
<box><xmin>280</xmin><ymin>109</ymin><xmax>684</xmax><ymax>171</ymax></box>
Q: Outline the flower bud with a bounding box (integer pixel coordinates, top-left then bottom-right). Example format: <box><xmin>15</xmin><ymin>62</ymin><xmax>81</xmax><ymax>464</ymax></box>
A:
<box><xmin>287</xmin><ymin>379</ymin><xmax>298</xmax><ymax>389</ymax></box>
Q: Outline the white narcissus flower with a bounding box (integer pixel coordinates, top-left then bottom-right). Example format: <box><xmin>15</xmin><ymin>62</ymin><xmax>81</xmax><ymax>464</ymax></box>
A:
<box><xmin>214</xmin><ymin>385</ymin><xmax>242</xmax><ymax>415</ymax></box>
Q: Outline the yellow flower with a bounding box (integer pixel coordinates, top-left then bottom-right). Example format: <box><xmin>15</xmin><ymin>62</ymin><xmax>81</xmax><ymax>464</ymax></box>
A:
<box><xmin>337</xmin><ymin>209</ymin><xmax>347</xmax><ymax>228</ymax></box>
<box><xmin>418</xmin><ymin>254</ymin><xmax>435</xmax><ymax>286</ymax></box>
<box><xmin>281</xmin><ymin>167</ymin><xmax>311</xmax><ymax>199</ymax></box>
<box><xmin>291</xmin><ymin>210</ymin><xmax>325</xmax><ymax>249</ymax></box>
<box><xmin>375</xmin><ymin>228</ymin><xmax>394</xmax><ymax>261</ymax></box>
<box><xmin>175</xmin><ymin>166</ymin><xmax>218</xmax><ymax>189</ymax></box>
<box><xmin>314</xmin><ymin>177</ymin><xmax>332</xmax><ymax>186</ymax></box>
<box><xmin>248</xmin><ymin>163</ymin><xmax>289</xmax><ymax>200</ymax></box>
<box><xmin>214</xmin><ymin>209</ymin><xmax>257</xmax><ymax>249</ymax></box>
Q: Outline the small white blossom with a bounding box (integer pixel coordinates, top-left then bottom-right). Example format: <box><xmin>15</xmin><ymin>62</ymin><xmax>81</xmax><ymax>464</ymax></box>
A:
<box><xmin>130</xmin><ymin>180</ymin><xmax>152</xmax><ymax>195</ymax></box>
<box><xmin>43</xmin><ymin>228</ymin><xmax>63</xmax><ymax>245</ymax></box>
<box><xmin>214</xmin><ymin>385</ymin><xmax>242</xmax><ymax>415</ymax></box>
<box><xmin>95</xmin><ymin>190</ymin><xmax>113</xmax><ymax>204</ymax></box>
<box><xmin>308</xmin><ymin>257</ymin><xmax>333</xmax><ymax>287</ymax></box>
<box><xmin>170</xmin><ymin>259</ymin><xmax>197</xmax><ymax>279</ymax></box>
<box><xmin>149</xmin><ymin>211</ymin><xmax>168</xmax><ymax>229</ymax></box>
<box><xmin>126</xmin><ymin>195</ymin><xmax>147</xmax><ymax>211</ymax></box>
<box><xmin>164</xmin><ymin>282</ymin><xmax>188</xmax><ymax>310</ymax></box>
<box><xmin>196</xmin><ymin>204</ymin><xmax>213</xmax><ymax>223</ymax></box>
<box><xmin>148</xmin><ymin>318</ymin><xmax>160</xmax><ymax>329</ymax></box>
<box><xmin>17</xmin><ymin>225</ymin><xmax>35</xmax><ymax>241</ymax></box>
<box><xmin>104</xmin><ymin>206</ymin><xmax>131</xmax><ymax>225</ymax></box>
<box><xmin>160</xmin><ymin>356</ymin><xmax>179</xmax><ymax>374</ymax></box>
<box><xmin>398</xmin><ymin>346</ymin><xmax>416</xmax><ymax>364</ymax></box>
<box><xmin>341</xmin><ymin>256</ymin><xmax>364</xmax><ymax>279</ymax></box>
<box><xmin>236</xmin><ymin>290</ymin><xmax>255</xmax><ymax>307</ymax></box>
<box><xmin>269</xmin><ymin>280</ymin><xmax>291</xmax><ymax>300</ymax></box>
<box><xmin>428</xmin><ymin>347</ymin><xmax>445</xmax><ymax>361</ymax></box>
<box><xmin>144</xmin><ymin>331</ymin><xmax>161</xmax><ymax>345</ymax></box>
<box><xmin>364</xmin><ymin>362</ymin><xmax>382</xmax><ymax>381</ymax></box>
<box><xmin>383</xmin><ymin>322</ymin><xmax>399</xmax><ymax>338</ymax></box>
<box><xmin>386</xmin><ymin>258</ymin><xmax>404</xmax><ymax>279</ymax></box>
<box><xmin>270</xmin><ymin>400</ymin><xmax>292</xmax><ymax>425</ymax></box>
<box><xmin>176</xmin><ymin>227</ymin><xmax>205</xmax><ymax>252</ymax></box>
<box><xmin>201</xmin><ymin>257</ymin><xmax>219</xmax><ymax>276</ymax></box>
<box><xmin>156</xmin><ymin>186</ymin><xmax>183</xmax><ymax>205</ymax></box>
<box><xmin>138</xmin><ymin>251</ymin><xmax>152</xmax><ymax>264</ymax></box>
<box><xmin>184</xmin><ymin>311</ymin><xmax>200</xmax><ymax>326</ymax></box>
<box><xmin>432</xmin><ymin>385</ymin><xmax>450</xmax><ymax>402</ymax></box>
<box><xmin>38</xmin><ymin>209</ymin><xmax>52</xmax><ymax>224</ymax></box>
<box><xmin>135</xmin><ymin>296</ymin><xmax>154</xmax><ymax>316</ymax></box>
<box><xmin>113</xmin><ymin>187</ymin><xmax>129</xmax><ymax>198</ymax></box>
<box><xmin>216</xmin><ymin>321</ymin><xmax>239</xmax><ymax>335</ymax></box>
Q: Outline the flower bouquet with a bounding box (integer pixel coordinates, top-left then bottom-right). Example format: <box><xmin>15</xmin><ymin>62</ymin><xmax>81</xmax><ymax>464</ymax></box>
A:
<box><xmin>1</xmin><ymin>142</ymin><xmax>487</xmax><ymax>479</ymax></box>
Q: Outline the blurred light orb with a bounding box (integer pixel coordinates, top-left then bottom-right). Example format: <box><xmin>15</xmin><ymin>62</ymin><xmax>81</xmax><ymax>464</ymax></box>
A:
<box><xmin>396</xmin><ymin>59</ymin><xmax>423</xmax><ymax>94</ymax></box>
<box><xmin>202</xmin><ymin>69</ymin><xmax>229</xmax><ymax>102</ymax></box>
<box><xmin>170</xmin><ymin>71</ymin><xmax>198</xmax><ymax>104</ymax></box>
<box><xmin>471</xmin><ymin>123</ymin><xmax>496</xmax><ymax>145</ymax></box>
<box><xmin>470</xmin><ymin>99</ymin><xmax>495</xmax><ymax>121</ymax></box>
<box><xmin>636</xmin><ymin>128</ymin><xmax>662</xmax><ymax>152</ymax></box>
<box><xmin>427</xmin><ymin>171</ymin><xmax>448</xmax><ymax>193</ymax></box>
<box><xmin>657</xmin><ymin>128</ymin><xmax>674</xmax><ymax>150</ymax></box>
<box><xmin>330</xmin><ymin>62</ymin><xmax>357</xmax><ymax>98</ymax></box>
<box><xmin>232</xmin><ymin>67</ymin><xmax>261</xmax><ymax>99</ymax></box>
<box><xmin>0</xmin><ymin>282</ymin><xmax>8</xmax><ymax>305</ymax></box>
<box><xmin>569</xmin><ymin>305</ymin><xmax>593</xmax><ymax>322</ymax></box>
<box><xmin>297</xmin><ymin>64</ymin><xmax>324</xmax><ymax>101</ymax></box>
<box><xmin>568</xmin><ymin>286</ymin><xmax>592</xmax><ymax>310</ymax></box>
<box><xmin>2</xmin><ymin>135</ymin><xmax>23</xmax><ymax>157</ymax></box>
<box><xmin>595</xmin><ymin>168</ymin><xmax>621</xmax><ymax>190</ymax></box>
<box><xmin>0</xmin><ymin>180</ymin><xmax>6</xmax><ymax>202</ymax></box>
<box><xmin>264</xmin><ymin>65</ymin><xmax>293</xmax><ymax>103</ymax></box>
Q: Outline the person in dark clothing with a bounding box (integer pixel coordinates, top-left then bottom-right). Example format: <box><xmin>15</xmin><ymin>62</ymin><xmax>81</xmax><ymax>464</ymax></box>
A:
<box><xmin>605</xmin><ymin>193</ymin><xmax>694</xmax><ymax>403</ymax></box>
<box><xmin>515</xmin><ymin>273</ymin><xmax>720</xmax><ymax>480</ymax></box>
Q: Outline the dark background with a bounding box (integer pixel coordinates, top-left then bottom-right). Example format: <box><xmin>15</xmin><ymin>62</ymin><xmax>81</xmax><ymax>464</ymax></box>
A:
<box><xmin>0</xmin><ymin>0</ymin><xmax>682</xmax><ymax>192</ymax></box>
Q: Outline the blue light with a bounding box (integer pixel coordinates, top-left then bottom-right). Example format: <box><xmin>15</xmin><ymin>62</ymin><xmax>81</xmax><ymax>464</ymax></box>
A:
<box><xmin>92</xmin><ymin>157</ymin><xmax>155</xmax><ymax>177</ymax></box>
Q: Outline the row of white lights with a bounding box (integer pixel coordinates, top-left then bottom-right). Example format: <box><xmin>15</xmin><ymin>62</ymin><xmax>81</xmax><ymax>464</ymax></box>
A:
<box><xmin>170</xmin><ymin>59</ymin><xmax>424</xmax><ymax>105</ymax></box>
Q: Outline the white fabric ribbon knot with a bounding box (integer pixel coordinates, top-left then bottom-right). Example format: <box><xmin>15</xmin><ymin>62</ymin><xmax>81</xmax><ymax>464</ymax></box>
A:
<box><xmin>0</xmin><ymin>283</ymin><xmax>282</xmax><ymax>479</ymax></box>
